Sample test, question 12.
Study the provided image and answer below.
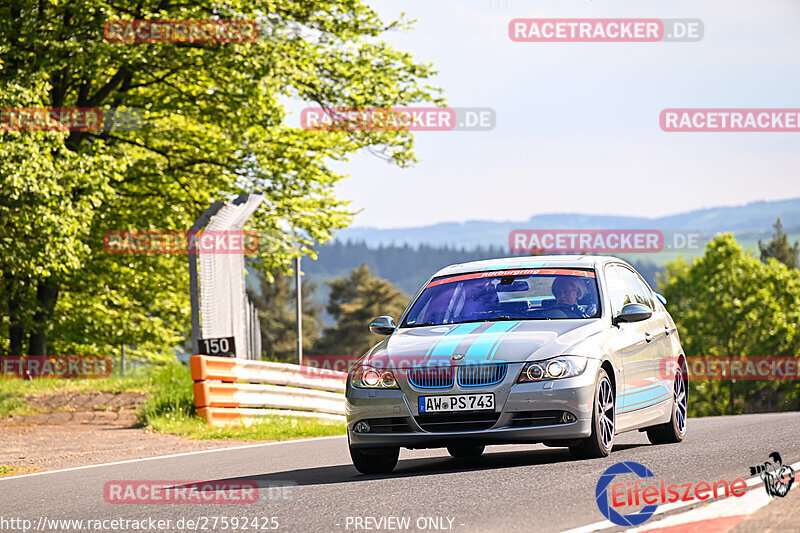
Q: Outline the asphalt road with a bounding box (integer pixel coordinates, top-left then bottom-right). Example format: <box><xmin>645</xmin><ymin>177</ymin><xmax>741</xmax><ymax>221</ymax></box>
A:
<box><xmin>2</xmin><ymin>412</ymin><xmax>799</xmax><ymax>533</ymax></box>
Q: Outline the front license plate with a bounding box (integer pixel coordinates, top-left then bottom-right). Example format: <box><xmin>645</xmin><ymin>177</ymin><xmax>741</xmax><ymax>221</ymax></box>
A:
<box><xmin>418</xmin><ymin>394</ymin><xmax>494</xmax><ymax>413</ymax></box>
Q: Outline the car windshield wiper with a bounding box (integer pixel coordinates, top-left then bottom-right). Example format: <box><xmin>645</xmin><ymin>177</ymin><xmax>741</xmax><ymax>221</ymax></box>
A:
<box><xmin>402</xmin><ymin>321</ymin><xmax>436</xmax><ymax>328</ymax></box>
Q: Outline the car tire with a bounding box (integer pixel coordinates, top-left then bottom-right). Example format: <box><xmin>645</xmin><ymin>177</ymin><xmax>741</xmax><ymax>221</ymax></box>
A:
<box><xmin>447</xmin><ymin>444</ymin><xmax>485</xmax><ymax>458</ymax></box>
<box><xmin>647</xmin><ymin>364</ymin><xmax>687</xmax><ymax>445</ymax></box>
<box><xmin>570</xmin><ymin>367</ymin><xmax>615</xmax><ymax>459</ymax></box>
<box><xmin>349</xmin><ymin>445</ymin><xmax>399</xmax><ymax>474</ymax></box>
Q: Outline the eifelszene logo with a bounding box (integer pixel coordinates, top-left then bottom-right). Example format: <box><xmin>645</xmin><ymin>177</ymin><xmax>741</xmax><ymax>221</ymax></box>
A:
<box><xmin>749</xmin><ymin>452</ymin><xmax>795</xmax><ymax>498</ymax></box>
<box><xmin>595</xmin><ymin>462</ymin><xmax>658</xmax><ymax>527</ymax></box>
<box><xmin>595</xmin><ymin>461</ymin><xmax>747</xmax><ymax>527</ymax></box>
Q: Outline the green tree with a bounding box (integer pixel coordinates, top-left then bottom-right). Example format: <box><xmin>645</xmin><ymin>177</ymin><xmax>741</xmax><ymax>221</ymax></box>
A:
<box><xmin>0</xmin><ymin>1</ymin><xmax>442</xmax><ymax>358</ymax></box>
<box><xmin>759</xmin><ymin>218</ymin><xmax>799</xmax><ymax>269</ymax></box>
<box><xmin>248</xmin><ymin>267</ymin><xmax>322</xmax><ymax>362</ymax></box>
<box><xmin>315</xmin><ymin>264</ymin><xmax>409</xmax><ymax>356</ymax></box>
<box><xmin>658</xmin><ymin>234</ymin><xmax>800</xmax><ymax>416</ymax></box>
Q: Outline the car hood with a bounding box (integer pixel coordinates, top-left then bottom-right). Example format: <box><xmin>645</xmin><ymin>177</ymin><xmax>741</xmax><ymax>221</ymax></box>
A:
<box><xmin>363</xmin><ymin>319</ymin><xmax>606</xmax><ymax>367</ymax></box>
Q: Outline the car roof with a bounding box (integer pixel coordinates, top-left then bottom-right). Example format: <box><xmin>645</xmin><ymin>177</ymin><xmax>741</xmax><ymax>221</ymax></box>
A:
<box><xmin>432</xmin><ymin>255</ymin><xmax>628</xmax><ymax>278</ymax></box>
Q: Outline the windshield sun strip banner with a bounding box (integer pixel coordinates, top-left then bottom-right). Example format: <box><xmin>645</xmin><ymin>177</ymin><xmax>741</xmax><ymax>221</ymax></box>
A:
<box><xmin>425</xmin><ymin>268</ymin><xmax>596</xmax><ymax>289</ymax></box>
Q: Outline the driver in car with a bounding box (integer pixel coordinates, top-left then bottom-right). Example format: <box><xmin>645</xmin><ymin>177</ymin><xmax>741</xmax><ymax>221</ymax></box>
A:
<box><xmin>551</xmin><ymin>276</ymin><xmax>591</xmax><ymax>318</ymax></box>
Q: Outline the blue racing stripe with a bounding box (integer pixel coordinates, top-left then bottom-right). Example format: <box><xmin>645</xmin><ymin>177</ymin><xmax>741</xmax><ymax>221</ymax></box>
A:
<box><xmin>463</xmin><ymin>321</ymin><xmax>520</xmax><ymax>362</ymax></box>
<box><xmin>488</xmin><ymin>320</ymin><xmax>524</xmax><ymax>360</ymax></box>
<box><xmin>426</xmin><ymin>323</ymin><xmax>484</xmax><ymax>359</ymax></box>
<box><xmin>619</xmin><ymin>384</ymin><xmax>662</xmax><ymax>397</ymax></box>
<box><xmin>617</xmin><ymin>393</ymin><xmax>671</xmax><ymax>414</ymax></box>
<box><xmin>623</xmin><ymin>388</ymin><xmax>664</xmax><ymax>402</ymax></box>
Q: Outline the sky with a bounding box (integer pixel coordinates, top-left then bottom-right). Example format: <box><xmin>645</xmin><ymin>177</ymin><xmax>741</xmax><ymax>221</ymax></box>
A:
<box><xmin>317</xmin><ymin>0</ymin><xmax>800</xmax><ymax>228</ymax></box>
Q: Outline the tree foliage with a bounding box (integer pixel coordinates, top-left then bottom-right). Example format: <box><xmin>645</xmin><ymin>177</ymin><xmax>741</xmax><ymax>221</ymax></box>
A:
<box><xmin>0</xmin><ymin>1</ymin><xmax>442</xmax><ymax>358</ymax></box>
<box><xmin>759</xmin><ymin>218</ymin><xmax>799</xmax><ymax>269</ymax></box>
<box><xmin>658</xmin><ymin>234</ymin><xmax>800</xmax><ymax>416</ymax></box>
<box><xmin>314</xmin><ymin>264</ymin><xmax>408</xmax><ymax>356</ymax></box>
<box><xmin>248</xmin><ymin>267</ymin><xmax>322</xmax><ymax>362</ymax></box>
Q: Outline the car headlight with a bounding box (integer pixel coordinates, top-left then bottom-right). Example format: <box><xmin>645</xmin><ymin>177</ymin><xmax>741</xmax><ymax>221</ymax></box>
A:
<box><xmin>518</xmin><ymin>356</ymin><xmax>588</xmax><ymax>383</ymax></box>
<box><xmin>351</xmin><ymin>366</ymin><xmax>399</xmax><ymax>389</ymax></box>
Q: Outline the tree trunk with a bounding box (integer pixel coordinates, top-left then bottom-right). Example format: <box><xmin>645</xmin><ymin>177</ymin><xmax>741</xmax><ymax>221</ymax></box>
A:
<box><xmin>6</xmin><ymin>275</ymin><xmax>26</xmax><ymax>355</ymax></box>
<box><xmin>28</xmin><ymin>280</ymin><xmax>59</xmax><ymax>356</ymax></box>
<box><xmin>9</xmin><ymin>322</ymin><xmax>25</xmax><ymax>356</ymax></box>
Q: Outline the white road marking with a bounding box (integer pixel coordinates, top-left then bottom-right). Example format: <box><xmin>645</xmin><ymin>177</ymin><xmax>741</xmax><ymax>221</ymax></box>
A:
<box><xmin>562</xmin><ymin>460</ymin><xmax>800</xmax><ymax>533</ymax></box>
<box><xmin>0</xmin><ymin>435</ymin><xmax>347</xmax><ymax>481</ymax></box>
<box><xmin>629</xmin><ymin>483</ymin><xmax>771</xmax><ymax>532</ymax></box>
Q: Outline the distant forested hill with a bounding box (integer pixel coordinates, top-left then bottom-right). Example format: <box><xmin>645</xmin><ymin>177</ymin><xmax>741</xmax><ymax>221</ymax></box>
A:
<box><xmin>303</xmin><ymin>241</ymin><xmax>661</xmax><ymax>297</ymax></box>
<box><xmin>336</xmin><ymin>198</ymin><xmax>800</xmax><ymax>249</ymax></box>
<box><xmin>303</xmin><ymin>241</ymin><xmax>512</xmax><ymax>296</ymax></box>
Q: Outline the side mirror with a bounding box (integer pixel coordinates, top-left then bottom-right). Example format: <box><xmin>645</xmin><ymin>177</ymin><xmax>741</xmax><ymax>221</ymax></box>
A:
<box><xmin>369</xmin><ymin>316</ymin><xmax>396</xmax><ymax>336</ymax></box>
<box><xmin>613</xmin><ymin>303</ymin><xmax>652</xmax><ymax>325</ymax></box>
<box><xmin>655</xmin><ymin>293</ymin><xmax>667</xmax><ymax>305</ymax></box>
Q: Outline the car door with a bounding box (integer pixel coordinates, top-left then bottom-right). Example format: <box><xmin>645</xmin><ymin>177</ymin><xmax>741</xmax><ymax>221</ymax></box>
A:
<box><xmin>630</xmin><ymin>273</ymin><xmax>674</xmax><ymax>402</ymax></box>
<box><xmin>615</xmin><ymin>265</ymin><xmax>670</xmax><ymax>414</ymax></box>
<box><xmin>603</xmin><ymin>264</ymin><xmax>654</xmax><ymax>417</ymax></box>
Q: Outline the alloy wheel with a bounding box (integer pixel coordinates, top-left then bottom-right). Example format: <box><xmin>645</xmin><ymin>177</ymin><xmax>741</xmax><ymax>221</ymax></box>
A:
<box><xmin>597</xmin><ymin>376</ymin><xmax>615</xmax><ymax>449</ymax></box>
<box><xmin>674</xmin><ymin>369</ymin><xmax>687</xmax><ymax>435</ymax></box>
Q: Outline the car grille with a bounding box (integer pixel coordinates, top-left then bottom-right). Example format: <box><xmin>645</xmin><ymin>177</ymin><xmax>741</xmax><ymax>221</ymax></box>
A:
<box><xmin>508</xmin><ymin>411</ymin><xmax>566</xmax><ymax>428</ymax></box>
<box><xmin>457</xmin><ymin>363</ymin><xmax>507</xmax><ymax>387</ymax></box>
<box><xmin>407</xmin><ymin>366</ymin><xmax>454</xmax><ymax>389</ymax></box>
<box><xmin>415</xmin><ymin>412</ymin><xmax>500</xmax><ymax>432</ymax></box>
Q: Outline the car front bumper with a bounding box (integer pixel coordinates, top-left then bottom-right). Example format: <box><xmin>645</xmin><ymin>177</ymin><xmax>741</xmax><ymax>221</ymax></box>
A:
<box><xmin>346</xmin><ymin>360</ymin><xmax>600</xmax><ymax>449</ymax></box>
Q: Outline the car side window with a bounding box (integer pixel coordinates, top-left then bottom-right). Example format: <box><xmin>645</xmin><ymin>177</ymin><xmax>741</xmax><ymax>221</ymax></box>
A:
<box><xmin>605</xmin><ymin>266</ymin><xmax>633</xmax><ymax>316</ymax></box>
<box><xmin>636</xmin><ymin>276</ymin><xmax>657</xmax><ymax>310</ymax></box>
<box><xmin>616</xmin><ymin>266</ymin><xmax>655</xmax><ymax>310</ymax></box>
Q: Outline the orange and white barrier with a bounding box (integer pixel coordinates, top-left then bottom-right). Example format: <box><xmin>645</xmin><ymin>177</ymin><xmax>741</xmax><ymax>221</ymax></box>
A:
<box><xmin>191</xmin><ymin>355</ymin><xmax>347</xmax><ymax>427</ymax></box>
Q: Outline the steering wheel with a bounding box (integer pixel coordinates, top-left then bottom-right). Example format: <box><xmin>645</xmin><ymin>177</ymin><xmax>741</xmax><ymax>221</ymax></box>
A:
<box><xmin>549</xmin><ymin>304</ymin><xmax>584</xmax><ymax>318</ymax></box>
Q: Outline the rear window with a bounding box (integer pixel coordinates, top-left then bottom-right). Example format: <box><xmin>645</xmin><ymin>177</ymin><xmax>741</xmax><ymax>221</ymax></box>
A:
<box><xmin>402</xmin><ymin>268</ymin><xmax>600</xmax><ymax>327</ymax></box>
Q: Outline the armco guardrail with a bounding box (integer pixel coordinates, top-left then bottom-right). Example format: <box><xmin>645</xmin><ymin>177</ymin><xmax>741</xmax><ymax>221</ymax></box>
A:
<box><xmin>190</xmin><ymin>355</ymin><xmax>347</xmax><ymax>427</ymax></box>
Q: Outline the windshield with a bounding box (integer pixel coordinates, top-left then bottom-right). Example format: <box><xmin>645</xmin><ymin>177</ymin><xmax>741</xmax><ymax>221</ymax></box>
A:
<box><xmin>403</xmin><ymin>268</ymin><xmax>600</xmax><ymax>326</ymax></box>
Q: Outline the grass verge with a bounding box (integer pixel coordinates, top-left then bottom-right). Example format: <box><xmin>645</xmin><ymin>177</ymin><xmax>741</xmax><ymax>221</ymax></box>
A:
<box><xmin>0</xmin><ymin>465</ymin><xmax>43</xmax><ymax>477</ymax></box>
<box><xmin>0</xmin><ymin>365</ymin><xmax>156</xmax><ymax>418</ymax></box>
<box><xmin>0</xmin><ymin>391</ymin><xmax>33</xmax><ymax>418</ymax></box>
<box><xmin>146</xmin><ymin>413</ymin><xmax>345</xmax><ymax>440</ymax></box>
<box><xmin>0</xmin><ymin>370</ymin><xmax>152</xmax><ymax>396</ymax></box>
<box><xmin>2</xmin><ymin>361</ymin><xmax>346</xmax><ymax>440</ymax></box>
<box><xmin>138</xmin><ymin>364</ymin><xmax>346</xmax><ymax>440</ymax></box>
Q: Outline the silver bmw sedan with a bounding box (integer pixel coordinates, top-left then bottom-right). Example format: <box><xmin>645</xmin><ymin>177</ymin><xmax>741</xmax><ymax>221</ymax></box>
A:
<box><xmin>346</xmin><ymin>255</ymin><xmax>688</xmax><ymax>474</ymax></box>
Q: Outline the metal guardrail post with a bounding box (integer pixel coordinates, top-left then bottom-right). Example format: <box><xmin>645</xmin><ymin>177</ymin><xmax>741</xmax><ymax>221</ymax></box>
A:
<box><xmin>296</xmin><ymin>256</ymin><xmax>303</xmax><ymax>366</ymax></box>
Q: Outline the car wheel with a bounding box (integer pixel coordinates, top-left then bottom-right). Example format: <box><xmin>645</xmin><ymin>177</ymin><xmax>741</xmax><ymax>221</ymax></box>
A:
<box><xmin>570</xmin><ymin>368</ymin><xmax>615</xmax><ymax>459</ymax></box>
<box><xmin>447</xmin><ymin>444</ymin><xmax>485</xmax><ymax>458</ymax></box>
<box><xmin>647</xmin><ymin>364</ymin><xmax>687</xmax><ymax>444</ymax></box>
<box><xmin>349</xmin><ymin>445</ymin><xmax>399</xmax><ymax>474</ymax></box>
